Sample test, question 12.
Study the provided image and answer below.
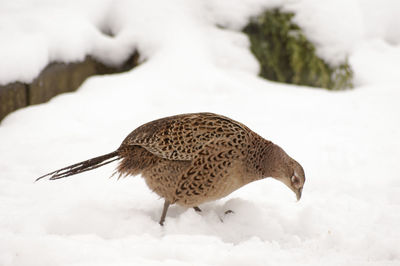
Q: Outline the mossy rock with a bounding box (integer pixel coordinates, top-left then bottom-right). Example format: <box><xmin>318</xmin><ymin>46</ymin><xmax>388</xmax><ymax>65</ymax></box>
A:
<box><xmin>243</xmin><ymin>9</ymin><xmax>353</xmax><ymax>90</ymax></box>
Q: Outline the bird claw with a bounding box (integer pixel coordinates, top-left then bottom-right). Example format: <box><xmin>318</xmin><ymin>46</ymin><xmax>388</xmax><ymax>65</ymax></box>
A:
<box><xmin>219</xmin><ymin>209</ymin><xmax>235</xmax><ymax>223</ymax></box>
<box><xmin>224</xmin><ymin>209</ymin><xmax>234</xmax><ymax>215</ymax></box>
<box><xmin>193</xmin><ymin>206</ymin><xmax>202</xmax><ymax>212</ymax></box>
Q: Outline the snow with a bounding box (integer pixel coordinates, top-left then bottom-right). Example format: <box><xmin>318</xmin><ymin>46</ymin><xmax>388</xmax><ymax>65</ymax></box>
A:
<box><xmin>0</xmin><ymin>0</ymin><xmax>132</xmax><ymax>85</ymax></box>
<box><xmin>286</xmin><ymin>0</ymin><xmax>400</xmax><ymax>65</ymax></box>
<box><xmin>1</xmin><ymin>0</ymin><xmax>400</xmax><ymax>265</ymax></box>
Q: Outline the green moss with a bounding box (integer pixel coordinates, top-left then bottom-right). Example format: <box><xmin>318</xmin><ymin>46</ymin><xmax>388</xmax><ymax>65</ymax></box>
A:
<box><xmin>243</xmin><ymin>9</ymin><xmax>353</xmax><ymax>90</ymax></box>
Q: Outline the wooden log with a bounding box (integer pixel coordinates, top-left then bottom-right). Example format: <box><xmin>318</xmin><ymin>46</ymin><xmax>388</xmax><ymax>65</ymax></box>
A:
<box><xmin>0</xmin><ymin>51</ymin><xmax>139</xmax><ymax>122</ymax></box>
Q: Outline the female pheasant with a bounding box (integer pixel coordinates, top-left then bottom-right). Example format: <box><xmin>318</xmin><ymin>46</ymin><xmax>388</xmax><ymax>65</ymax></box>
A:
<box><xmin>37</xmin><ymin>113</ymin><xmax>305</xmax><ymax>225</ymax></box>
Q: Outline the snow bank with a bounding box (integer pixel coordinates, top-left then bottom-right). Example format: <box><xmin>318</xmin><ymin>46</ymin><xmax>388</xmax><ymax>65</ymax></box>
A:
<box><xmin>0</xmin><ymin>0</ymin><xmax>132</xmax><ymax>85</ymax></box>
<box><xmin>0</xmin><ymin>0</ymin><xmax>400</xmax><ymax>265</ymax></box>
<box><xmin>2</xmin><ymin>0</ymin><xmax>400</xmax><ymax>85</ymax></box>
<box><xmin>286</xmin><ymin>0</ymin><xmax>400</xmax><ymax>65</ymax></box>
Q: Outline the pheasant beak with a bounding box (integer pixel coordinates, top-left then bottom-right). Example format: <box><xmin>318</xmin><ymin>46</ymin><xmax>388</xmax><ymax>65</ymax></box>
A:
<box><xmin>296</xmin><ymin>187</ymin><xmax>303</xmax><ymax>201</ymax></box>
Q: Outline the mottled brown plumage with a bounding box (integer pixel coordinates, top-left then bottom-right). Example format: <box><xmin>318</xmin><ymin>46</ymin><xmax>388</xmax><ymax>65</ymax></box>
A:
<box><xmin>37</xmin><ymin>113</ymin><xmax>305</xmax><ymax>225</ymax></box>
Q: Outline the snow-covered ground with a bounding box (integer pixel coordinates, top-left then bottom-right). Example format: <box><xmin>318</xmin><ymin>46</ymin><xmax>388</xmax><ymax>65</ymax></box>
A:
<box><xmin>1</xmin><ymin>0</ymin><xmax>400</xmax><ymax>265</ymax></box>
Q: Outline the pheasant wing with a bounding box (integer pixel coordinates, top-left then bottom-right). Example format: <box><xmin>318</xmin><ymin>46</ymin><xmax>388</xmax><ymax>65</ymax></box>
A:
<box><xmin>121</xmin><ymin>113</ymin><xmax>249</xmax><ymax>161</ymax></box>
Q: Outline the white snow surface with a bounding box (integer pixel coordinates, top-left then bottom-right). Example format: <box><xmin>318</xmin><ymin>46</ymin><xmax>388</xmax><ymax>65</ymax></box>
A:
<box><xmin>1</xmin><ymin>0</ymin><xmax>400</xmax><ymax>265</ymax></box>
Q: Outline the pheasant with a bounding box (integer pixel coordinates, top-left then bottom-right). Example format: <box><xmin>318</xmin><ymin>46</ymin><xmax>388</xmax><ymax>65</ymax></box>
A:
<box><xmin>36</xmin><ymin>112</ymin><xmax>305</xmax><ymax>225</ymax></box>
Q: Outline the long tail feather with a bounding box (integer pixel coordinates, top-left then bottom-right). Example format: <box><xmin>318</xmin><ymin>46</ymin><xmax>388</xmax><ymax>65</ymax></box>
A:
<box><xmin>36</xmin><ymin>151</ymin><xmax>120</xmax><ymax>181</ymax></box>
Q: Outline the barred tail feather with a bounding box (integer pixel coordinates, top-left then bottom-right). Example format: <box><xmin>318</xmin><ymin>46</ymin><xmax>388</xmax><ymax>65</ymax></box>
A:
<box><xmin>36</xmin><ymin>151</ymin><xmax>120</xmax><ymax>181</ymax></box>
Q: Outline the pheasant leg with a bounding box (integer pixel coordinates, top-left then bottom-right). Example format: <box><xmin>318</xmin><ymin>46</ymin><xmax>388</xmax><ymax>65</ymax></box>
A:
<box><xmin>159</xmin><ymin>200</ymin><xmax>170</xmax><ymax>226</ymax></box>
